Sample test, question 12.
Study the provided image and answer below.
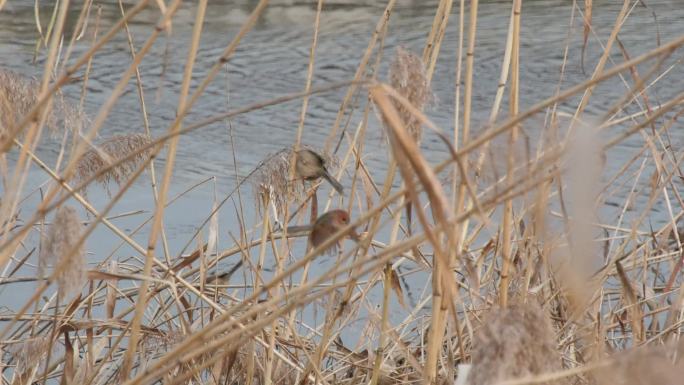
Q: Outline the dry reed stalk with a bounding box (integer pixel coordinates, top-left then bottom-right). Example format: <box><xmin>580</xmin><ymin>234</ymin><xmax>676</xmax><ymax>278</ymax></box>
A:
<box><xmin>8</xmin><ymin>145</ymin><xmax>300</xmax><ymax>380</ymax></box>
<box><xmin>469</xmin><ymin>0</ymin><xmax>518</xmax><ymax>184</ymax></box>
<box><xmin>371</xmin><ymin>84</ymin><xmax>458</xmax><ymax>385</ymax></box>
<box><xmin>370</xmin><ymin>263</ymin><xmax>393</xmax><ymax>385</ymax></box>
<box><xmin>1</xmin><ymin>0</ymin><xmax>73</xmax><ymax>261</ymax></box>
<box><xmin>5</xmin><ymin>2</ymin><xmax>684</xmax><ymax>385</ymax></box>
<box><xmin>60</xmin><ymin>0</ymin><xmax>180</xmax><ymax>201</ymax></box>
<box><xmin>467</xmin><ymin>303</ymin><xmax>565</xmax><ymax>385</ymax></box>
<box><xmin>290</xmin><ymin>0</ymin><xmax>324</xmax><ymax>188</ymax></box>
<box><xmin>121</xmin><ymin>0</ymin><xmax>197</xmax><ymax>378</ymax></box>
<box><xmin>39</xmin><ymin>205</ymin><xmax>86</xmax><ymax>300</ymax></box>
<box><xmin>6</xmin><ymin>0</ymin><xmax>150</xmax><ymax>141</ymax></box>
<box><xmin>127</xmin><ymin>0</ymin><xmax>275</xmax><ymax>378</ymax></box>
<box><xmin>323</xmin><ymin>0</ymin><xmax>398</xmax><ymax>152</ymax></box>
<box><xmin>452</xmin><ymin>0</ymin><xmax>479</xmax><ymax>284</ymax></box>
<box><xmin>0</xmin><ymin>144</ymin><xmax>156</xmax><ymax>344</ymax></box>
<box><xmin>117</xmin><ymin>0</ymin><xmax>173</xmax><ymax>265</ymax></box>
<box><xmin>0</xmin><ymin>0</ymin><xmax>166</xmax><ymax>274</ymax></box>
<box><xmin>125</xmin><ymin>230</ymin><xmax>403</xmax><ymax>385</ymax></box>
<box><xmin>499</xmin><ymin>0</ymin><xmax>522</xmax><ymax>307</ymax></box>
<box><xmin>423</xmin><ymin>0</ymin><xmax>453</xmax><ymax>82</ymax></box>
<box><xmin>568</xmin><ymin>0</ymin><xmax>631</xmax><ymax>136</ymax></box>
<box><xmin>0</xmin><ymin>84</ymin><xmax>356</xmax><ymax>280</ymax></box>
<box><xmin>74</xmin><ymin>133</ymin><xmax>153</xmax><ymax>191</ymax></box>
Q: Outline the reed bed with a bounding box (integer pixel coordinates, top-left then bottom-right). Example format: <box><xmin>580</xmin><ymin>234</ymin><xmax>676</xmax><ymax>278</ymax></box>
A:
<box><xmin>1</xmin><ymin>1</ymin><xmax>684</xmax><ymax>385</ymax></box>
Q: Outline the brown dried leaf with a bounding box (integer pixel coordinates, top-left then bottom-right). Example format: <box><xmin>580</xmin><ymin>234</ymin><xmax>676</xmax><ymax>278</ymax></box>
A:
<box><xmin>389</xmin><ymin>267</ymin><xmax>407</xmax><ymax>309</ymax></box>
<box><xmin>63</xmin><ymin>331</ymin><xmax>74</xmax><ymax>385</ymax></box>
<box><xmin>616</xmin><ymin>261</ymin><xmax>644</xmax><ymax>342</ymax></box>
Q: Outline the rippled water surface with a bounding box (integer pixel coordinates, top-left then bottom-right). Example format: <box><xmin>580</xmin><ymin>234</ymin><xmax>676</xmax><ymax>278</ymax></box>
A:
<box><xmin>1</xmin><ymin>1</ymin><xmax>683</xmax><ymax>313</ymax></box>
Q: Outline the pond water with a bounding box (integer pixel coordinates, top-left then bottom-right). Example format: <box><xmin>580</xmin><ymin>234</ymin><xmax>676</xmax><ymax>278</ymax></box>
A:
<box><xmin>1</xmin><ymin>0</ymin><xmax>683</xmax><ymax>343</ymax></box>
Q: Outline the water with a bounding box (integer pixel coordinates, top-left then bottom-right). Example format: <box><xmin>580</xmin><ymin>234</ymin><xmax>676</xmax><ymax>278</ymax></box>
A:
<box><xmin>1</xmin><ymin>0</ymin><xmax>683</xmax><ymax>344</ymax></box>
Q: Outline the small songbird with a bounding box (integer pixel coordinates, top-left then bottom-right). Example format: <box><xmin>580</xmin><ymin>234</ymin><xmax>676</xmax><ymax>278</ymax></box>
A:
<box><xmin>204</xmin><ymin>261</ymin><xmax>243</xmax><ymax>286</ymax></box>
<box><xmin>309</xmin><ymin>209</ymin><xmax>358</xmax><ymax>254</ymax></box>
<box><xmin>294</xmin><ymin>149</ymin><xmax>344</xmax><ymax>194</ymax></box>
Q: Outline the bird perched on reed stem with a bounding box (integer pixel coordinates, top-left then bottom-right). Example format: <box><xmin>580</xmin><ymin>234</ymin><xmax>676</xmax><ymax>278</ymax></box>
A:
<box><xmin>294</xmin><ymin>149</ymin><xmax>344</xmax><ymax>194</ymax></box>
<box><xmin>309</xmin><ymin>209</ymin><xmax>358</xmax><ymax>254</ymax></box>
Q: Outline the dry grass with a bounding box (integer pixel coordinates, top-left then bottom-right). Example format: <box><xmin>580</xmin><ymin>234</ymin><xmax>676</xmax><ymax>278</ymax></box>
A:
<box><xmin>1</xmin><ymin>1</ymin><xmax>684</xmax><ymax>385</ymax></box>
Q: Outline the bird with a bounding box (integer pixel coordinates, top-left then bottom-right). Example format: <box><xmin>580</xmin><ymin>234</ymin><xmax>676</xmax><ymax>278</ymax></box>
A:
<box><xmin>204</xmin><ymin>261</ymin><xmax>243</xmax><ymax>286</ymax></box>
<box><xmin>294</xmin><ymin>149</ymin><xmax>344</xmax><ymax>194</ymax></box>
<box><xmin>309</xmin><ymin>209</ymin><xmax>358</xmax><ymax>254</ymax></box>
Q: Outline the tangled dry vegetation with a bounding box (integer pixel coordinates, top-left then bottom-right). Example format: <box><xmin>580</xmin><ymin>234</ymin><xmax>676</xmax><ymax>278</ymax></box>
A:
<box><xmin>1</xmin><ymin>1</ymin><xmax>684</xmax><ymax>385</ymax></box>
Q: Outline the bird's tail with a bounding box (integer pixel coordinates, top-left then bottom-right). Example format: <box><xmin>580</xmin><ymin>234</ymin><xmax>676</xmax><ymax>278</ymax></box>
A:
<box><xmin>281</xmin><ymin>224</ymin><xmax>313</xmax><ymax>235</ymax></box>
<box><xmin>323</xmin><ymin>171</ymin><xmax>344</xmax><ymax>194</ymax></box>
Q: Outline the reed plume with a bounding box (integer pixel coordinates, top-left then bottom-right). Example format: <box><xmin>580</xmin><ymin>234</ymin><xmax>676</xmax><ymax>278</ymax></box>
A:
<box><xmin>595</xmin><ymin>341</ymin><xmax>684</xmax><ymax>385</ymax></box>
<box><xmin>39</xmin><ymin>205</ymin><xmax>86</xmax><ymax>300</ymax></box>
<box><xmin>388</xmin><ymin>47</ymin><xmax>432</xmax><ymax>143</ymax></box>
<box><xmin>467</xmin><ymin>302</ymin><xmax>565</xmax><ymax>385</ymax></box>
<box><xmin>0</xmin><ymin>68</ymin><xmax>86</xmax><ymax>151</ymax></box>
<box><xmin>74</xmin><ymin>133</ymin><xmax>153</xmax><ymax>192</ymax></box>
<box><xmin>7</xmin><ymin>336</ymin><xmax>49</xmax><ymax>384</ymax></box>
<box><xmin>250</xmin><ymin>145</ymin><xmax>337</xmax><ymax>218</ymax></box>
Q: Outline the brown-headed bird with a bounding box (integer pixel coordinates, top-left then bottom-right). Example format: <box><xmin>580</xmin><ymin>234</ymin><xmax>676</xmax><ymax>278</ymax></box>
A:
<box><xmin>294</xmin><ymin>149</ymin><xmax>344</xmax><ymax>194</ymax></box>
<box><xmin>309</xmin><ymin>209</ymin><xmax>358</xmax><ymax>254</ymax></box>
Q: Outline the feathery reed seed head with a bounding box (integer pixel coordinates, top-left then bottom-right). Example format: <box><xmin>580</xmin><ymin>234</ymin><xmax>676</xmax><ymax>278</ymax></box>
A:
<box><xmin>595</xmin><ymin>342</ymin><xmax>684</xmax><ymax>385</ymax></box>
<box><xmin>39</xmin><ymin>205</ymin><xmax>86</xmax><ymax>300</ymax></box>
<box><xmin>468</xmin><ymin>303</ymin><xmax>564</xmax><ymax>385</ymax></box>
<box><xmin>0</xmin><ymin>68</ymin><xmax>86</xmax><ymax>151</ymax></box>
<box><xmin>75</xmin><ymin>133</ymin><xmax>153</xmax><ymax>191</ymax></box>
<box><xmin>250</xmin><ymin>145</ymin><xmax>337</xmax><ymax>217</ymax></box>
<box><xmin>8</xmin><ymin>336</ymin><xmax>50</xmax><ymax>376</ymax></box>
<box><xmin>388</xmin><ymin>47</ymin><xmax>432</xmax><ymax>143</ymax></box>
<box><xmin>251</xmin><ymin>148</ymin><xmax>302</xmax><ymax>217</ymax></box>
